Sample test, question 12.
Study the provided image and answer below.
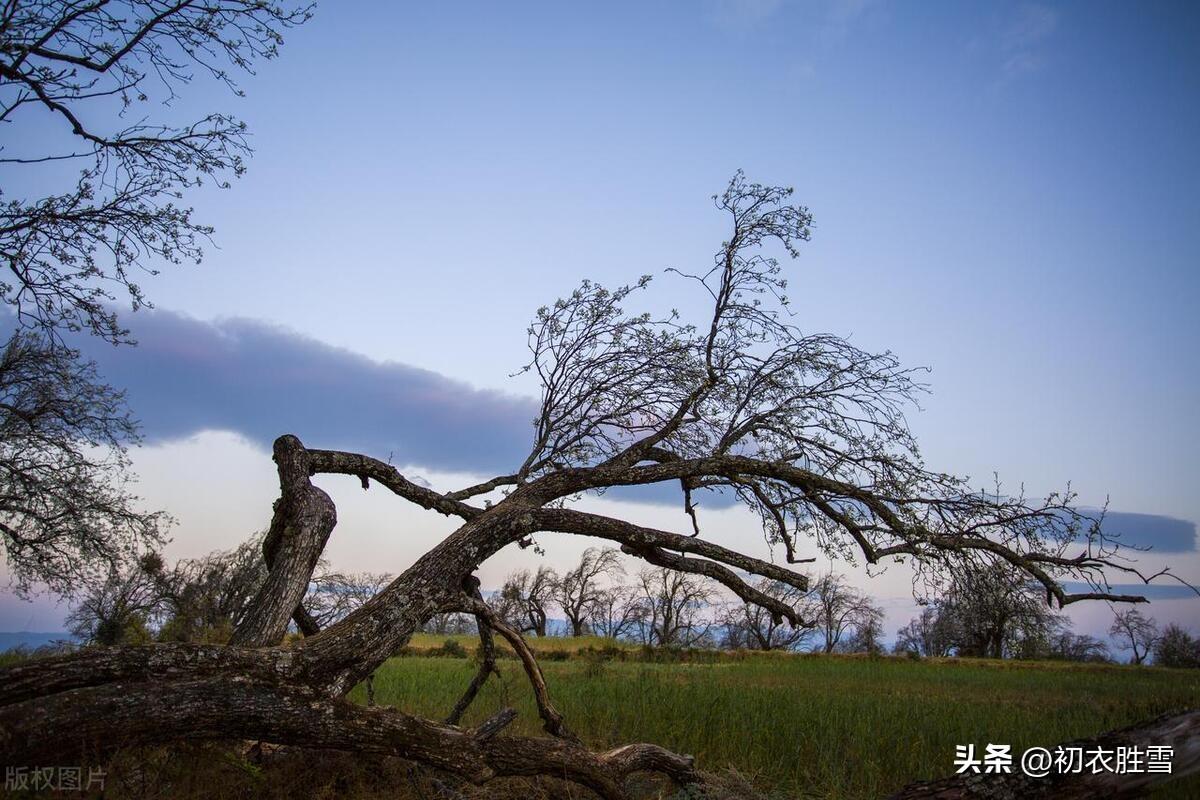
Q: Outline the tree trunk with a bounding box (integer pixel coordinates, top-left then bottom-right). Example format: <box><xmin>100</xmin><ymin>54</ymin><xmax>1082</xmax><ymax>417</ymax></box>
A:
<box><xmin>0</xmin><ymin>435</ymin><xmax>702</xmax><ymax>800</ymax></box>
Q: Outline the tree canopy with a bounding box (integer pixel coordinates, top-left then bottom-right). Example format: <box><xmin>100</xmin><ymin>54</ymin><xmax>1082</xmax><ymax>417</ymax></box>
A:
<box><xmin>0</xmin><ymin>174</ymin><xmax>1187</xmax><ymax>799</ymax></box>
<box><xmin>1</xmin><ymin>0</ymin><xmax>312</xmax><ymax>343</ymax></box>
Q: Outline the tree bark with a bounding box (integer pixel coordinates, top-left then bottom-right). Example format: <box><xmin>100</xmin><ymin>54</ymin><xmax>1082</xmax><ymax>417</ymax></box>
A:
<box><xmin>0</xmin><ymin>435</ymin><xmax>700</xmax><ymax>800</ymax></box>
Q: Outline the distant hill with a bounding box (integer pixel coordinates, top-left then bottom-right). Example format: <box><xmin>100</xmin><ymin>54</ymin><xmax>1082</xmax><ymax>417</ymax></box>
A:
<box><xmin>0</xmin><ymin>631</ymin><xmax>74</xmax><ymax>652</ymax></box>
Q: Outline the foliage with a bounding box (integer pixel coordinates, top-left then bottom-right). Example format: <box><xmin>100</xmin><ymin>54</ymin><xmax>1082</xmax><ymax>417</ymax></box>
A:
<box><xmin>0</xmin><ymin>332</ymin><xmax>168</xmax><ymax>594</ymax></box>
<box><xmin>0</xmin><ymin>0</ymin><xmax>312</xmax><ymax>343</ymax></box>
<box><xmin>1153</xmin><ymin>624</ymin><xmax>1200</xmax><ymax>669</ymax></box>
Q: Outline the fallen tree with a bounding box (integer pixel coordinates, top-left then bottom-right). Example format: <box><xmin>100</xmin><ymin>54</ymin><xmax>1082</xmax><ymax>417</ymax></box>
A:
<box><xmin>0</xmin><ymin>175</ymin><xmax>1191</xmax><ymax>798</ymax></box>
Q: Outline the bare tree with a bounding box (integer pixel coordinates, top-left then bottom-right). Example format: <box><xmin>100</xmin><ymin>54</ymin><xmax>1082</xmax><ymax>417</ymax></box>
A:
<box><xmin>589</xmin><ymin>584</ymin><xmax>647</xmax><ymax>641</ymax></box>
<box><xmin>721</xmin><ymin>578</ymin><xmax>815</xmax><ymax>651</ymax></box>
<box><xmin>3</xmin><ymin>175</ymin><xmax>1188</xmax><ymax>797</ymax></box>
<box><xmin>1043</xmin><ymin>628</ymin><xmax>1110</xmax><ymax>663</ymax></box>
<box><xmin>305</xmin><ymin>571</ymin><xmax>393</xmax><ymax>629</ymax></box>
<box><xmin>1109</xmin><ymin>608</ymin><xmax>1158</xmax><ymax>665</ymax></box>
<box><xmin>1</xmin><ymin>3</ymin><xmax>310</xmax><ymax>599</ymax></box>
<box><xmin>65</xmin><ymin>553</ymin><xmax>164</xmax><ymax>645</ymax></box>
<box><xmin>637</xmin><ymin>566</ymin><xmax>715</xmax><ymax>647</ymax></box>
<box><xmin>555</xmin><ymin>547</ymin><xmax>624</xmax><ymax>637</ymax></box>
<box><xmin>840</xmin><ymin>599</ymin><xmax>886</xmax><ymax>656</ymax></box>
<box><xmin>811</xmin><ymin>573</ymin><xmax>873</xmax><ymax>654</ymax></box>
<box><xmin>422</xmin><ymin>611</ymin><xmax>476</xmax><ymax>636</ymax></box>
<box><xmin>0</xmin><ymin>332</ymin><xmax>168</xmax><ymax>594</ymax></box>
<box><xmin>894</xmin><ymin>606</ymin><xmax>955</xmax><ymax>658</ymax></box>
<box><xmin>1</xmin><ymin>1</ymin><xmax>311</xmax><ymax>344</ymax></box>
<box><xmin>490</xmin><ymin>566</ymin><xmax>557</xmax><ymax>637</ymax></box>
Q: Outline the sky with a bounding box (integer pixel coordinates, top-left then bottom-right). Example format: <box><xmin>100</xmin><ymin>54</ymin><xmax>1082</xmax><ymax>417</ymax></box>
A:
<box><xmin>2</xmin><ymin>0</ymin><xmax>1198</xmax><ymax>647</ymax></box>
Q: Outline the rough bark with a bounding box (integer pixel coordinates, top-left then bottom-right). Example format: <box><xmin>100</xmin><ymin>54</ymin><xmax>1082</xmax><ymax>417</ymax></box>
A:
<box><xmin>0</xmin><ymin>436</ymin><xmax>700</xmax><ymax>800</ymax></box>
<box><xmin>230</xmin><ymin>435</ymin><xmax>336</xmax><ymax>648</ymax></box>
<box><xmin>0</xmin><ymin>431</ymin><xmax>1193</xmax><ymax>798</ymax></box>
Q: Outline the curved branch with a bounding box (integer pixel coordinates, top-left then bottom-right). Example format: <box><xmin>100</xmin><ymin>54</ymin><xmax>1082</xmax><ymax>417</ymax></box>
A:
<box><xmin>455</xmin><ymin>595</ymin><xmax>579</xmax><ymax>743</ymax></box>
<box><xmin>308</xmin><ymin>448</ymin><xmax>482</xmax><ymax>520</ymax></box>
<box><xmin>445</xmin><ymin>474</ymin><xmax>520</xmax><ymax>502</ymax></box>
<box><xmin>548</xmin><ymin>456</ymin><xmax>1172</xmax><ymax>605</ymax></box>
<box><xmin>533</xmin><ymin>506</ymin><xmax>808</xmax><ymax>593</ymax></box>
<box><xmin>446</xmin><ymin>577</ymin><xmax>501</xmax><ymax>726</ymax></box>
<box><xmin>625</xmin><ymin>544</ymin><xmax>807</xmax><ymax>627</ymax></box>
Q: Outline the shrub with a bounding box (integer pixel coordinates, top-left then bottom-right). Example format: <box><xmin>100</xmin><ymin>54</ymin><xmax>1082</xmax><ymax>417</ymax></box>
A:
<box><xmin>1153</xmin><ymin>624</ymin><xmax>1200</xmax><ymax>668</ymax></box>
<box><xmin>434</xmin><ymin>639</ymin><xmax>468</xmax><ymax>658</ymax></box>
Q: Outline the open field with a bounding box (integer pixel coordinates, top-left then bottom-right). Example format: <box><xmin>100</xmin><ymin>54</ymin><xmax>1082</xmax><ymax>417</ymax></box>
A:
<box><xmin>349</xmin><ymin>642</ymin><xmax>1200</xmax><ymax>799</ymax></box>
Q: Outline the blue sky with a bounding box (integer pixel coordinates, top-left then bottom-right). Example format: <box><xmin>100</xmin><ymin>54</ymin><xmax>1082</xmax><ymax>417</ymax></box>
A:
<box><xmin>3</xmin><ymin>1</ymin><xmax>1197</xmax><ymax>640</ymax></box>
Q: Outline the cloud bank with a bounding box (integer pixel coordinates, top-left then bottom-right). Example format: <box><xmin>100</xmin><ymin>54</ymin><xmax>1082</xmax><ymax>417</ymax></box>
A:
<box><xmin>78</xmin><ymin>311</ymin><xmax>537</xmax><ymax>475</ymax></box>
<box><xmin>73</xmin><ymin>310</ymin><xmax>1196</xmax><ymax>551</ymax></box>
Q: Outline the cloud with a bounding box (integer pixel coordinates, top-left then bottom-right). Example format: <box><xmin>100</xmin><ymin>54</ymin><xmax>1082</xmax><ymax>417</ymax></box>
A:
<box><xmin>70</xmin><ymin>313</ymin><xmax>1199</xmax><ymax>546</ymax></box>
<box><xmin>77</xmin><ymin>311</ymin><xmax>537</xmax><ymax>475</ymax></box>
<box><xmin>1086</xmin><ymin>510</ymin><xmax>1197</xmax><ymax>554</ymax></box>
<box><xmin>1061</xmin><ymin>582</ymin><xmax>1199</xmax><ymax>602</ymax></box>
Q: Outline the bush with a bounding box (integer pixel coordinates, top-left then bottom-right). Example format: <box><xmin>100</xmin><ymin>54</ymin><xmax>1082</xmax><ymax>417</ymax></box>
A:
<box><xmin>433</xmin><ymin>639</ymin><xmax>468</xmax><ymax>658</ymax></box>
<box><xmin>1153</xmin><ymin>624</ymin><xmax>1200</xmax><ymax>668</ymax></box>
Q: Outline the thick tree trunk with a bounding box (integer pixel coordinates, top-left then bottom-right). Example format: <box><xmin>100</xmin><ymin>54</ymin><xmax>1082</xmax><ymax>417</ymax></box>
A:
<box><xmin>0</xmin><ymin>435</ymin><xmax>701</xmax><ymax>800</ymax></box>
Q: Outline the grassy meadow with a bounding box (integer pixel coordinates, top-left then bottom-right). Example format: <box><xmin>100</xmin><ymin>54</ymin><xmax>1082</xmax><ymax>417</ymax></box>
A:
<box><xmin>347</xmin><ymin>635</ymin><xmax>1200</xmax><ymax>799</ymax></box>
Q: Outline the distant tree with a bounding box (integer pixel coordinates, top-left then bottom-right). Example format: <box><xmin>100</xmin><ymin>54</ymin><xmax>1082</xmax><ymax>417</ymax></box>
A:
<box><xmin>588</xmin><ymin>584</ymin><xmax>647</xmax><ymax>641</ymax></box>
<box><xmin>66</xmin><ymin>554</ymin><xmax>163</xmax><ymax>645</ymax></box>
<box><xmin>304</xmin><ymin>571</ymin><xmax>393</xmax><ymax>629</ymax></box>
<box><xmin>840</xmin><ymin>598</ymin><xmax>886</xmax><ymax>655</ymax></box>
<box><xmin>721</xmin><ymin>578</ymin><xmax>815</xmax><ymax>651</ymax></box>
<box><xmin>637</xmin><ymin>566</ymin><xmax>715</xmax><ymax>647</ymax></box>
<box><xmin>490</xmin><ymin>566</ymin><xmax>557</xmax><ymax>637</ymax></box>
<box><xmin>1153</xmin><ymin>624</ymin><xmax>1200</xmax><ymax>669</ymax></box>
<box><xmin>894</xmin><ymin>606</ymin><xmax>955</xmax><ymax>658</ymax></box>
<box><xmin>1042</xmin><ymin>629</ymin><xmax>1110</xmax><ymax>663</ymax></box>
<box><xmin>554</xmin><ymin>547</ymin><xmax>624</xmax><ymax>636</ymax></box>
<box><xmin>1109</xmin><ymin>609</ymin><xmax>1158</xmax><ymax>665</ymax></box>
<box><xmin>155</xmin><ymin>534</ymin><xmax>268</xmax><ymax>643</ymax></box>
<box><xmin>936</xmin><ymin>562</ymin><xmax>1061</xmax><ymax>659</ymax></box>
<box><xmin>811</xmin><ymin>573</ymin><xmax>873</xmax><ymax>654</ymax></box>
<box><xmin>422</xmin><ymin>612</ymin><xmax>476</xmax><ymax>636</ymax></box>
<box><xmin>0</xmin><ymin>333</ymin><xmax>168</xmax><ymax>595</ymax></box>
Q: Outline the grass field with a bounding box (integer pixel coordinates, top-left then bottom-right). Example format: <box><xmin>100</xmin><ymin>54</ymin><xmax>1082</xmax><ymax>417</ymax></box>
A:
<box><xmin>351</xmin><ymin>638</ymin><xmax>1200</xmax><ymax>799</ymax></box>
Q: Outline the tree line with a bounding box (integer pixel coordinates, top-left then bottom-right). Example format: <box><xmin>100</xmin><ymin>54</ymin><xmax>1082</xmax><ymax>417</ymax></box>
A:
<box><xmin>63</xmin><ymin>539</ymin><xmax>1200</xmax><ymax>668</ymax></box>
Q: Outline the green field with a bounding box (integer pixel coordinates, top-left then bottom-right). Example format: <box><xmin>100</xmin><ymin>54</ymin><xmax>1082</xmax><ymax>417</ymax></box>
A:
<box><xmin>351</xmin><ymin>639</ymin><xmax>1200</xmax><ymax>799</ymax></box>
